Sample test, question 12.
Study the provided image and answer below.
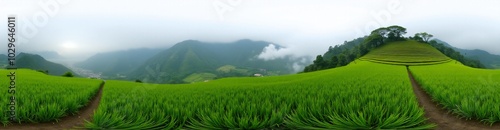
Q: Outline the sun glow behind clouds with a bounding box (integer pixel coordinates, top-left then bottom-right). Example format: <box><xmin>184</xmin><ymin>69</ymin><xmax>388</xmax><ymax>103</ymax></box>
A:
<box><xmin>62</xmin><ymin>41</ymin><xmax>78</xmax><ymax>49</ymax></box>
<box><xmin>59</xmin><ymin>41</ymin><xmax>79</xmax><ymax>55</ymax></box>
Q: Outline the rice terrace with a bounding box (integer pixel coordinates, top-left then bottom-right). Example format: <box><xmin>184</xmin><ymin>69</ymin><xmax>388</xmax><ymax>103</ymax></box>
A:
<box><xmin>1</xmin><ymin>24</ymin><xmax>500</xmax><ymax>130</ymax></box>
<box><xmin>2</xmin><ymin>1</ymin><xmax>500</xmax><ymax>130</ymax></box>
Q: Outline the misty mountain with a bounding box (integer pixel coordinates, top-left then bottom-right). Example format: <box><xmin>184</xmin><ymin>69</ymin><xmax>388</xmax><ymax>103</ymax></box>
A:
<box><xmin>75</xmin><ymin>48</ymin><xmax>163</xmax><ymax>77</ymax></box>
<box><xmin>0</xmin><ymin>54</ymin><xmax>8</xmax><ymax>68</ymax></box>
<box><xmin>30</xmin><ymin>51</ymin><xmax>65</xmax><ymax>59</ymax></box>
<box><xmin>323</xmin><ymin>37</ymin><xmax>366</xmax><ymax>60</ymax></box>
<box><xmin>13</xmin><ymin>53</ymin><xmax>74</xmax><ymax>75</ymax></box>
<box><xmin>130</xmin><ymin>39</ymin><xmax>296</xmax><ymax>83</ymax></box>
<box><xmin>435</xmin><ymin>39</ymin><xmax>500</xmax><ymax>69</ymax></box>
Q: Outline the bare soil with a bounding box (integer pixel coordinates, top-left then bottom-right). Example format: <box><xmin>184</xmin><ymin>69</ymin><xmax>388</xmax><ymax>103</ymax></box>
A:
<box><xmin>407</xmin><ymin>67</ymin><xmax>500</xmax><ymax>130</ymax></box>
<box><xmin>1</xmin><ymin>82</ymin><xmax>105</xmax><ymax>130</ymax></box>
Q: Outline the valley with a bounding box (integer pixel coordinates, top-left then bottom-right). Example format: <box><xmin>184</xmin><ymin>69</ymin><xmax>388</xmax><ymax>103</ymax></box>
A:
<box><xmin>3</xmin><ymin>1</ymin><xmax>500</xmax><ymax>129</ymax></box>
<box><xmin>2</xmin><ymin>27</ymin><xmax>500</xmax><ymax>129</ymax></box>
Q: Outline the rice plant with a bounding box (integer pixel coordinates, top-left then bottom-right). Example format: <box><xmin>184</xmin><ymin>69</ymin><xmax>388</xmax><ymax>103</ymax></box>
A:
<box><xmin>0</xmin><ymin>69</ymin><xmax>101</xmax><ymax>125</ymax></box>
<box><xmin>411</xmin><ymin>61</ymin><xmax>500</xmax><ymax>125</ymax></box>
<box><xmin>86</xmin><ymin>61</ymin><xmax>433</xmax><ymax>129</ymax></box>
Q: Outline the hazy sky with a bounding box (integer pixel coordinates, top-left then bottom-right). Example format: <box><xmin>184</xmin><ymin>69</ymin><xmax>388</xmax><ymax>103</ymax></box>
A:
<box><xmin>1</xmin><ymin>0</ymin><xmax>500</xmax><ymax>61</ymax></box>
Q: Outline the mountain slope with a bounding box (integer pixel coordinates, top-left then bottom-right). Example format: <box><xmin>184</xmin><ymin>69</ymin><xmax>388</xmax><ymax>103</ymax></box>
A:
<box><xmin>75</xmin><ymin>48</ymin><xmax>163</xmax><ymax>76</ymax></box>
<box><xmin>30</xmin><ymin>51</ymin><xmax>65</xmax><ymax>59</ymax></box>
<box><xmin>323</xmin><ymin>37</ymin><xmax>366</xmax><ymax>60</ymax></box>
<box><xmin>459</xmin><ymin>49</ymin><xmax>500</xmax><ymax>69</ymax></box>
<box><xmin>434</xmin><ymin>39</ymin><xmax>500</xmax><ymax>69</ymax></box>
<box><xmin>130</xmin><ymin>39</ymin><xmax>295</xmax><ymax>83</ymax></box>
<box><xmin>14</xmin><ymin>53</ymin><xmax>74</xmax><ymax>75</ymax></box>
<box><xmin>0</xmin><ymin>54</ymin><xmax>8</xmax><ymax>68</ymax></box>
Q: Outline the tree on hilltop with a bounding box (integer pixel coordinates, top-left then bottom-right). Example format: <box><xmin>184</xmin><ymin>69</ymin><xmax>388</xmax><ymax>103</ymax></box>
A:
<box><xmin>386</xmin><ymin>25</ymin><xmax>407</xmax><ymax>41</ymax></box>
<box><xmin>368</xmin><ymin>28</ymin><xmax>388</xmax><ymax>47</ymax></box>
<box><xmin>414</xmin><ymin>32</ymin><xmax>433</xmax><ymax>43</ymax></box>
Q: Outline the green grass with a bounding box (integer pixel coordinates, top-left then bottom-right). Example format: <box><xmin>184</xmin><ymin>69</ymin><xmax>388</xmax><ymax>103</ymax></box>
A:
<box><xmin>491</xmin><ymin>64</ymin><xmax>500</xmax><ymax>69</ymax></box>
<box><xmin>361</xmin><ymin>40</ymin><xmax>451</xmax><ymax>65</ymax></box>
<box><xmin>85</xmin><ymin>60</ymin><xmax>433</xmax><ymax>129</ymax></box>
<box><xmin>182</xmin><ymin>73</ymin><xmax>217</xmax><ymax>83</ymax></box>
<box><xmin>410</xmin><ymin>61</ymin><xmax>500</xmax><ymax>124</ymax></box>
<box><xmin>0</xmin><ymin>69</ymin><xmax>101</xmax><ymax>125</ymax></box>
<box><xmin>216</xmin><ymin>65</ymin><xmax>237</xmax><ymax>73</ymax></box>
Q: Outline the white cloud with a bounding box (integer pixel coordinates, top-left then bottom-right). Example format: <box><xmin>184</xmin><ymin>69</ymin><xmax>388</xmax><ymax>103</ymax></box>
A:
<box><xmin>292</xmin><ymin>62</ymin><xmax>303</xmax><ymax>72</ymax></box>
<box><xmin>258</xmin><ymin>44</ymin><xmax>291</xmax><ymax>60</ymax></box>
<box><xmin>258</xmin><ymin>44</ymin><xmax>313</xmax><ymax>72</ymax></box>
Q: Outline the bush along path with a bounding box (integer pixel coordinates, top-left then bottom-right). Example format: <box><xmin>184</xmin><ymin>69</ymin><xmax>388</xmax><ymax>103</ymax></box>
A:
<box><xmin>406</xmin><ymin>67</ymin><xmax>500</xmax><ymax>130</ymax></box>
<box><xmin>0</xmin><ymin>81</ymin><xmax>105</xmax><ymax>130</ymax></box>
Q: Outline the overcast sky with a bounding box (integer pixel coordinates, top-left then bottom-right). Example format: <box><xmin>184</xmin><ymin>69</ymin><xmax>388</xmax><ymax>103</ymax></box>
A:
<box><xmin>1</xmin><ymin>0</ymin><xmax>500</xmax><ymax>61</ymax></box>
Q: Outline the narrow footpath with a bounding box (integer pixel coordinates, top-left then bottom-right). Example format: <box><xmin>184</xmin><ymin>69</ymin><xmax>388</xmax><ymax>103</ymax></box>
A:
<box><xmin>406</xmin><ymin>67</ymin><xmax>500</xmax><ymax>130</ymax></box>
<box><xmin>1</xmin><ymin>81</ymin><xmax>105</xmax><ymax>130</ymax></box>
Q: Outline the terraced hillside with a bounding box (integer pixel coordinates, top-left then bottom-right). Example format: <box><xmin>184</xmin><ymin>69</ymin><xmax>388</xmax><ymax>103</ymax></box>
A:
<box><xmin>85</xmin><ymin>61</ymin><xmax>433</xmax><ymax>129</ymax></box>
<box><xmin>2</xmin><ymin>40</ymin><xmax>500</xmax><ymax>130</ymax></box>
<box><xmin>361</xmin><ymin>40</ymin><xmax>451</xmax><ymax>65</ymax></box>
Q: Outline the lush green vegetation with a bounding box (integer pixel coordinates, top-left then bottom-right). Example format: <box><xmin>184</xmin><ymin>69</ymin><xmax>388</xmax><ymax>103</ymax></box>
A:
<box><xmin>215</xmin><ymin>65</ymin><xmax>250</xmax><ymax>77</ymax></box>
<box><xmin>410</xmin><ymin>62</ymin><xmax>500</xmax><ymax>124</ymax></box>
<box><xmin>85</xmin><ymin>61</ymin><xmax>433</xmax><ymax>129</ymax></box>
<box><xmin>12</xmin><ymin>53</ymin><xmax>75</xmax><ymax>76</ymax></box>
<box><xmin>62</xmin><ymin>71</ymin><xmax>75</xmax><ymax>77</ymax></box>
<box><xmin>0</xmin><ymin>69</ymin><xmax>101</xmax><ymax>125</ymax></box>
<box><xmin>130</xmin><ymin>39</ymin><xmax>295</xmax><ymax>84</ymax></box>
<box><xmin>182</xmin><ymin>73</ymin><xmax>217</xmax><ymax>83</ymax></box>
<box><xmin>304</xmin><ymin>25</ymin><xmax>410</xmax><ymax>72</ymax></box>
<box><xmin>323</xmin><ymin>37</ymin><xmax>366</xmax><ymax>60</ymax></box>
<box><xmin>75</xmin><ymin>48</ymin><xmax>163</xmax><ymax>77</ymax></box>
<box><xmin>438</xmin><ymin>39</ymin><xmax>500</xmax><ymax>69</ymax></box>
<box><xmin>2</xmin><ymin>25</ymin><xmax>497</xmax><ymax>129</ymax></box>
<box><xmin>361</xmin><ymin>40</ymin><xmax>451</xmax><ymax>65</ymax></box>
<box><xmin>182</xmin><ymin>65</ymin><xmax>284</xmax><ymax>83</ymax></box>
<box><xmin>428</xmin><ymin>40</ymin><xmax>485</xmax><ymax>68</ymax></box>
<box><xmin>304</xmin><ymin>25</ymin><xmax>485</xmax><ymax>73</ymax></box>
<box><xmin>303</xmin><ymin>38</ymin><xmax>365</xmax><ymax>72</ymax></box>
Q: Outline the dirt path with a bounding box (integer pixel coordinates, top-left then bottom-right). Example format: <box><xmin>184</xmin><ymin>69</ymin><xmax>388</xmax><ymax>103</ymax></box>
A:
<box><xmin>1</xmin><ymin>81</ymin><xmax>105</xmax><ymax>130</ymax></box>
<box><xmin>406</xmin><ymin>67</ymin><xmax>500</xmax><ymax>130</ymax></box>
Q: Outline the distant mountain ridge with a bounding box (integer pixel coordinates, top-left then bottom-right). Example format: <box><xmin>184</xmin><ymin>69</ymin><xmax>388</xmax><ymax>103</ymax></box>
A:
<box><xmin>12</xmin><ymin>53</ymin><xmax>74</xmax><ymax>75</ymax></box>
<box><xmin>130</xmin><ymin>39</ymin><xmax>296</xmax><ymax>83</ymax></box>
<box><xmin>75</xmin><ymin>48</ymin><xmax>163</xmax><ymax>77</ymax></box>
<box><xmin>434</xmin><ymin>39</ymin><xmax>500</xmax><ymax>69</ymax></box>
<box><xmin>0</xmin><ymin>54</ymin><xmax>8</xmax><ymax>68</ymax></box>
<box><xmin>29</xmin><ymin>51</ymin><xmax>65</xmax><ymax>59</ymax></box>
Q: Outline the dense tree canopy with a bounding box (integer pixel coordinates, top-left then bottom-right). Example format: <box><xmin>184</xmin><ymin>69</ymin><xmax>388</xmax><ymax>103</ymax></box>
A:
<box><xmin>412</xmin><ymin>32</ymin><xmax>433</xmax><ymax>43</ymax></box>
<box><xmin>386</xmin><ymin>25</ymin><xmax>407</xmax><ymax>40</ymax></box>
